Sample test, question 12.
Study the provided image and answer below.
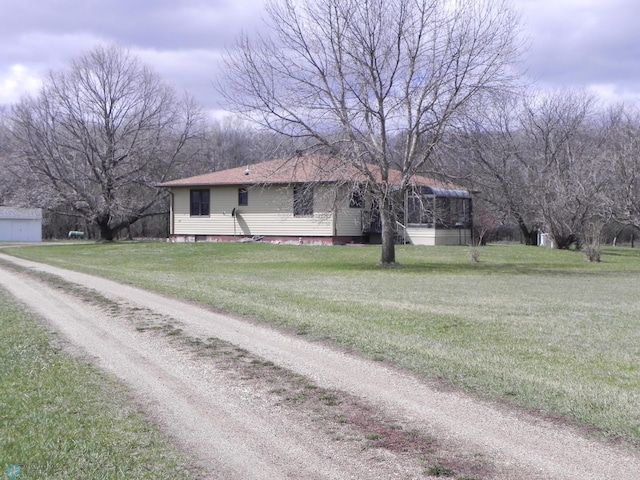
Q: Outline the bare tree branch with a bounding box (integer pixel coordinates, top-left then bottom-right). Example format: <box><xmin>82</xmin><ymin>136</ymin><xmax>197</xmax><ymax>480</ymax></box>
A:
<box><xmin>10</xmin><ymin>44</ymin><xmax>205</xmax><ymax>240</ymax></box>
<box><xmin>220</xmin><ymin>0</ymin><xmax>522</xmax><ymax>263</ymax></box>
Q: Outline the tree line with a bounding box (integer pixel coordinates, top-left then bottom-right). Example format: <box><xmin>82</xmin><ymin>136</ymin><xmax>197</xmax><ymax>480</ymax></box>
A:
<box><xmin>448</xmin><ymin>90</ymin><xmax>640</xmax><ymax>256</ymax></box>
<box><xmin>0</xmin><ymin>0</ymin><xmax>638</xmax><ymax>264</ymax></box>
<box><xmin>0</xmin><ymin>45</ymin><xmax>280</xmax><ymax>241</ymax></box>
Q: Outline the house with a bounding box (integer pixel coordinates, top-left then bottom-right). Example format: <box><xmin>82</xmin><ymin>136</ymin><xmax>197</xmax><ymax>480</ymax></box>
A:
<box><xmin>0</xmin><ymin>207</ymin><xmax>43</xmax><ymax>242</ymax></box>
<box><xmin>158</xmin><ymin>156</ymin><xmax>472</xmax><ymax>246</ymax></box>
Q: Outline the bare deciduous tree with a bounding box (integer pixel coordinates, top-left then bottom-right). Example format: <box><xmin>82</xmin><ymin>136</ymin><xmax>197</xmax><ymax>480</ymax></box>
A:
<box><xmin>10</xmin><ymin>44</ymin><xmax>204</xmax><ymax>240</ymax></box>
<box><xmin>606</xmin><ymin>105</ymin><xmax>640</xmax><ymax>239</ymax></box>
<box><xmin>457</xmin><ymin>89</ymin><xmax>612</xmax><ymax>251</ymax></box>
<box><xmin>221</xmin><ymin>0</ymin><xmax>522</xmax><ymax>264</ymax></box>
<box><xmin>0</xmin><ymin>106</ymin><xmax>13</xmax><ymax>204</ymax></box>
<box><xmin>453</xmin><ymin>92</ymin><xmax>542</xmax><ymax>244</ymax></box>
<box><xmin>196</xmin><ymin>117</ymin><xmax>286</xmax><ymax>174</ymax></box>
<box><xmin>520</xmin><ymin>91</ymin><xmax>610</xmax><ymax>249</ymax></box>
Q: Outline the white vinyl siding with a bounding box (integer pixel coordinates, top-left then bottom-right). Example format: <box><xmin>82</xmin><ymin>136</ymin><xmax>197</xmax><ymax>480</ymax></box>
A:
<box><xmin>172</xmin><ymin>185</ymin><xmax>335</xmax><ymax>237</ymax></box>
<box><xmin>406</xmin><ymin>226</ymin><xmax>472</xmax><ymax>246</ymax></box>
<box><xmin>171</xmin><ymin>185</ymin><xmax>472</xmax><ymax>243</ymax></box>
<box><xmin>334</xmin><ymin>186</ymin><xmax>364</xmax><ymax>236</ymax></box>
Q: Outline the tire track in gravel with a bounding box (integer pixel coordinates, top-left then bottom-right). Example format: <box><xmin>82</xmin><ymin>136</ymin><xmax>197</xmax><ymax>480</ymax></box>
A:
<box><xmin>1</xmin><ymin>252</ymin><xmax>639</xmax><ymax>479</ymax></box>
<box><xmin>0</xmin><ymin>259</ymin><xmax>431</xmax><ymax>479</ymax></box>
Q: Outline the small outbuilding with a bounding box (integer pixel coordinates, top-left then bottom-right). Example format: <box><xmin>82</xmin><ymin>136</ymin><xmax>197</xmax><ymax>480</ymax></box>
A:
<box><xmin>0</xmin><ymin>207</ymin><xmax>43</xmax><ymax>242</ymax></box>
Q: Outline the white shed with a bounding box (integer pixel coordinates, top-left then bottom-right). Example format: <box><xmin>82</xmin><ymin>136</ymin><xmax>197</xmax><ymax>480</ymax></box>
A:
<box><xmin>0</xmin><ymin>207</ymin><xmax>43</xmax><ymax>242</ymax></box>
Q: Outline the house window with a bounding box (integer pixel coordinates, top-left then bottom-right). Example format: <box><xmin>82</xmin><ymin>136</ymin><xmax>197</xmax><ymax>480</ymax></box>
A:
<box><xmin>238</xmin><ymin>188</ymin><xmax>248</xmax><ymax>206</ymax></box>
<box><xmin>349</xmin><ymin>189</ymin><xmax>364</xmax><ymax>209</ymax></box>
<box><xmin>407</xmin><ymin>194</ymin><xmax>433</xmax><ymax>224</ymax></box>
<box><xmin>293</xmin><ymin>185</ymin><xmax>313</xmax><ymax>216</ymax></box>
<box><xmin>190</xmin><ymin>189</ymin><xmax>210</xmax><ymax>216</ymax></box>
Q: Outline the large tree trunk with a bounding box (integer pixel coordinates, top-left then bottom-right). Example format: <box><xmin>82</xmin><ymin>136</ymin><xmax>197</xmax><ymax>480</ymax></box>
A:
<box><xmin>515</xmin><ymin>214</ymin><xmax>537</xmax><ymax>245</ymax></box>
<box><xmin>97</xmin><ymin>217</ymin><xmax>115</xmax><ymax>242</ymax></box>
<box><xmin>379</xmin><ymin>199</ymin><xmax>397</xmax><ymax>266</ymax></box>
<box><xmin>553</xmin><ymin>233</ymin><xmax>577</xmax><ymax>250</ymax></box>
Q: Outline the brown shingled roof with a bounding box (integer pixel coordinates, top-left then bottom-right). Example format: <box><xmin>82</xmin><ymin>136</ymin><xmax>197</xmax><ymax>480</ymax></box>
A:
<box><xmin>158</xmin><ymin>155</ymin><xmax>463</xmax><ymax>191</ymax></box>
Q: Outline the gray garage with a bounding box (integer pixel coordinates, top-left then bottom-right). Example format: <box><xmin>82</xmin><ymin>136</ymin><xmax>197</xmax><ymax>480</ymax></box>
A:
<box><xmin>0</xmin><ymin>207</ymin><xmax>43</xmax><ymax>242</ymax></box>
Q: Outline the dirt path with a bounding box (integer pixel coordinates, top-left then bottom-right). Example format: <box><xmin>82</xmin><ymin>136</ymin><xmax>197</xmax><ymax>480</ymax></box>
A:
<box><xmin>1</xmin><ymin>252</ymin><xmax>639</xmax><ymax>479</ymax></box>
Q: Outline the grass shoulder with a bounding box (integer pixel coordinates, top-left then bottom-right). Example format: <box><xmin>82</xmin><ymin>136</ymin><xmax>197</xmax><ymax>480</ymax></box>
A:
<box><xmin>4</xmin><ymin>241</ymin><xmax>640</xmax><ymax>445</ymax></box>
<box><xmin>0</xmin><ymin>288</ymin><xmax>196</xmax><ymax>479</ymax></box>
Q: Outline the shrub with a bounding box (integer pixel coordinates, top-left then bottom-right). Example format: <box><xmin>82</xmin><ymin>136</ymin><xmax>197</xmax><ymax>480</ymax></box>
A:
<box><xmin>583</xmin><ymin>244</ymin><xmax>602</xmax><ymax>262</ymax></box>
<box><xmin>467</xmin><ymin>246</ymin><xmax>482</xmax><ymax>263</ymax></box>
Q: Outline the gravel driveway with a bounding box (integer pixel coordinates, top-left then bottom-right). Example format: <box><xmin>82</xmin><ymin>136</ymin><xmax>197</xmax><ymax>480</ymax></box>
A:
<box><xmin>1</xmin><ymin>252</ymin><xmax>639</xmax><ymax>479</ymax></box>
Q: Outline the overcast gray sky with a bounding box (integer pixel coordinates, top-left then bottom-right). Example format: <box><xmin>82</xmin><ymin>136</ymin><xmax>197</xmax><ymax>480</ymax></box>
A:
<box><xmin>1</xmin><ymin>0</ymin><xmax>639</xmax><ymax>115</ymax></box>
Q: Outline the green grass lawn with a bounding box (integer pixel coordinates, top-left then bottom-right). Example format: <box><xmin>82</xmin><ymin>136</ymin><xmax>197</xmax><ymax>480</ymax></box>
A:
<box><xmin>4</xmin><ymin>241</ymin><xmax>640</xmax><ymax>444</ymax></box>
<box><xmin>0</xmin><ymin>288</ymin><xmax>193</xmax><ymax>479</ymax></box>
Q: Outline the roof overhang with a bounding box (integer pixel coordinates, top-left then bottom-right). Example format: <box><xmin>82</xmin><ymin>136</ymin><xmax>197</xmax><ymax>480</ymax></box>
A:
<box><xmin>423</xmin><ymin>186</ymin><xmax>472</xmax><ymax>199</ymax></box>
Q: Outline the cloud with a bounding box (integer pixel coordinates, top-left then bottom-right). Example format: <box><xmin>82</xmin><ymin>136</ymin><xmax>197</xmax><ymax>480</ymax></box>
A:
<box><xmin>517</xmin><ymin>0</ymin><xmax>640</xmax><ymax>96</ymax></box>
<box><xmin>587</xmin><ymin>84</ymin><xmax>640</xmax><ymax>106</ymax></box>
<box><xmin>0</xmin><ymin>64</ymin><xmax>42</xmax><ymax>105</ymax></box>
<box><xmin>0</xmin><ymin>0</ymin><xmax>263</xmax><ymax>51</ymax></box>
<box><xmin>0</xmin><ymin>0</ymin><xmax>264</xmax><ymax>109</ymax></box>
<box><xmin>0</xmin><ymin>0</ymin><xmax>638</xmax><ymax>111</ymax></box>
<box><xmin>135</xmin><ymin>48</ymin><xmax>225</xmax><ymax>108</ymax></box>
